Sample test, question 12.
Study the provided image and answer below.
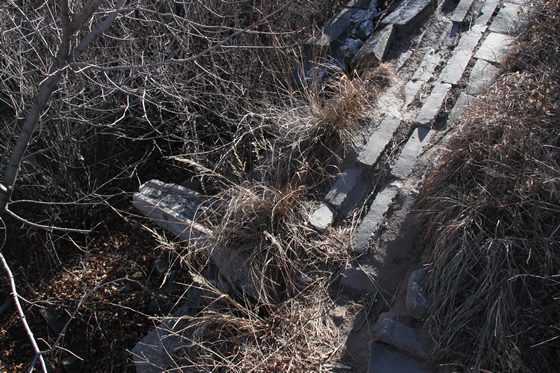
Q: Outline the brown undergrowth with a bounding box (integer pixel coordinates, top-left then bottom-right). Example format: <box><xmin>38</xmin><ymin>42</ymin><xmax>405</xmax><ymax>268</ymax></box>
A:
<box><xmin>418</xmin><ymin>2</ymin><xmax>560</xmax><ymax>372</ymax></box>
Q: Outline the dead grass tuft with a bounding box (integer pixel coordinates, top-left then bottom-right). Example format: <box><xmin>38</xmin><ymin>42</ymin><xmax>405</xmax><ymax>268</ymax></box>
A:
<box><xmin>418</xmin><ymin>2</ymin><xmax>560</xmax><ymax>372</ymax></box>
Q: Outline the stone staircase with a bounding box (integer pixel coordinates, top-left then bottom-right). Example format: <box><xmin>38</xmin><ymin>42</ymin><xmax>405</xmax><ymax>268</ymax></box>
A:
<box><xmin>131</xmin><ymin>0</ymin><xmax>532</xmax><ymax>371</ymax></box>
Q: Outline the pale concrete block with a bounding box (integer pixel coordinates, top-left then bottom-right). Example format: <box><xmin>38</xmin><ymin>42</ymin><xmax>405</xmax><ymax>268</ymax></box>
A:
<box><xmin>488</xmin><ymin>3</ymin><xmax>529</xmax><ymax>36</ymax></box>
<box><xmin>309</xmin><ymin>203</ymin><xmax>335</xmax><ymax>232</ymax></box>
<box><xmin>358</xmin><ymin>115</ymin><xmax>401</xmax><ymax>167</ymax></box>
<box><xmin>466</xmin><ymin>58</ymin><xmax>500</xmax><ymax>95</ymax></box>
<box><xmin>450</xmin><ymin>0</ymin><xmax>476</xmax><ymax>23</ymax></box>
<box><xmin>414</xmin><ymin>83</ymin><xmax>452</xmax><ymax>128</ymax></box>
<box><xmin>474</xmin><ymin>32</ymin><xmax>515</xmax><ymax>63</ymax></box>
<box><xmin>351</xmin><ymin>183</ymin><xmax>399</xmax><ymax>253</ymax></box>
<box><xmin>391</xmin><ymin>127</ymin><xmax>432</xmax><ymax>180</ymax></box>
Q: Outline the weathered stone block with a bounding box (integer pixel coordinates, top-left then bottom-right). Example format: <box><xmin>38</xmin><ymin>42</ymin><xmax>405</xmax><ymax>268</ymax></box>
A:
<box><xmin>466</xmin><ymin>58</ymin><xmax>500</xmax><ymax>95</ymax></box>
<box><xmin>439</xmin><ymin>29</ymin><xmax>484</xmax><ymax>84</ymax></box>
<box><xmin>450</xmin><ymin>0</ymin><xmax>476</xmax><ymax>23</ymax></box>
<box><xmin>369</xmin><ymin>342</ymin><xmax>428</xmax><ymax>373</ymax></box>
<box><xmin>391</xmin><ymin>127</ymin><xmax>432</xmax><ymax>180</ymax></box>
<box><xmin>488</xmin><ymin>2</ymin><xmax>529</xmax><ymax>36</ymax></box>
<box><xmin>309</xmin><ymin>203</ymin><xmax>335</xmax><ymax>232</ymax></box>
<box><xmin>357</xmin><ymin>115</ymin><xmax>401</xmax><ymax>168</ymax></box>
<box><xmin>474</xmin><ymin>0</ymin><xmax>501</xmax><ymax>27</ymax></box>
<box><xmin>406</xmin><ymin>268</ymin><xmax>430</xmax><ymax>320</ymax></box>
<box><xmin>132</xmin><ymin>303</ymin><xmax>192</xmax><ymax>373</ymax></box>
<box><xmin>474</xmin><ymin>32</ymin><xmax>515</xmax><ymax>64</ymax></box>
<box><xmin>352</xmin><ymin>24</ymin><xmax>396</xmax><ymax>70</ymax></box>
<box><xmin>341</xmin><ymin>265</ymin><xmax>376</xmax><ymax>293</ymax></box>
<box><xmin>303</xmin><ymin>7</ymin><xmax>354</xmax><ymax>58</ymax></box>
<box><xmin>414</xmin><ymin>83</ymin><xmax>452</xmax><ymax>128</ymax></box>
<box><xmin>351</xmin><ymin>183</ymin><xmax>399</xmax><ymax>253</ymax></box>
<box><xmin>326</xmin><ymin>168</ymin><xmax>364</xmax><ymax>209</ymax></box>
<box><xmin>381</xmin><ymin>0</ymin><xmax>435</xmax><ymax>33</ymax></box>
<box><xmin>448</xmin><ymin>92</ymin><xmax>476</xmax><ymax>123</ymax></box>
<box><xmin>375</xmin><ymin>318</ymin><xmax>433</xmax><ymax>360</ymax></box>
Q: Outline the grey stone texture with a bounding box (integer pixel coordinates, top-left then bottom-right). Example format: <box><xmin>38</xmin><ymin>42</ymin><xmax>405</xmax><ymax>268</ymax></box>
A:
<box><xmin>375</xmin><ymin>318</ymin><xmax>433</xmax><ymax>360</ymax></box>
<box><xmin>414</xmin><ymin>83</ymin><xmax>452</xmax><ymax>128</ymax></box>
<box><xmin>134</xmin><ymin>179</ymin><xmax>254</xmax><ymax>296</ymax></box>
<box><xmin>450</xmin><ymin>0</ymin><xmax>476</xmax><ymax>24</ymax></box>
<box><xmin>133</xmin><ymin>179</ymin><xmax>210</xmax><ymax>242</ymax></box>
<box><xmin>466</xmin><ymin>58</ymin><xmax>500</xmax><ymax>95</ymax></box>
<box><xmin>341</xmin><ymin>265</ymin><xmax>376</xmax><ymax>293</ymax></box>
<box><xmin>474</xmin><ymin>32</ymin><xmax>515</xmax><ymax>63</ymax></box>
<box><xmin>448</xmin><ymin>92</ymin><xmax>476</xmax><ymax>123</ymax></box>
<box><xmin>391</xmin><ymin>127</ymin><xmax>432</xmax><ymax>180</ymax></box>
<box><xmin>351</xmin><ymin>183</ymin><xmax>399</xmax><ymax>253</ymax></box>
<box><xmin>132</xmin><ymin>303</ymin><xmax>191</xmax><ymax>373</ymax></box>
<box><xmin>326</xmin><ymin>168</ymin><xmax>364</xmax><ymax>209</ymax></box>
<box><xmin>369</xmin><ymin>342</ymin><xmax>428</xmax><ymax>373</ymax></box>
<box><xmin>406</xmin><ymin>268</ymin><xmax>430</xmax><ymax>320</ymax></box>
<box><xmin>439</xmin><ymin>29</ymin><xmax>484</xmax><ymax>84</ymax></box>
<box><xmin>357</xmin><ymin>115</ymin><xmax>401</xmax><ymax>168</ymax></box>
<box><xmin>353</xmin><ymin>24</ymin><xmax>396</xmax><ymax>70</ymax></box>
<box><xmin>303</xmin><ymin>6</ymin><xmax>354</xmax><ymax>58</ymax></box>
<box><xmin>475</xmin><ymin>0</ymin><xmax>501</xmax><ymax>27</ymax></box>
<box><xmin>381</xmin><ymin>0</ymin><xmax>435</xmax><ymax>33</ymax></box>
<box><xmin>404</xmin><ymin>49</ymin><xmax>441</xmax><ymax>108</ymax></box>
<box><xmin>488</xmin><ymin>2</ymin><xmax>529</xmax><ymax>36</ymax></box>
<box><xmin>309</xmin><ymin>203</ymin><xmax>335</xmax><ymax>232</ymax></box>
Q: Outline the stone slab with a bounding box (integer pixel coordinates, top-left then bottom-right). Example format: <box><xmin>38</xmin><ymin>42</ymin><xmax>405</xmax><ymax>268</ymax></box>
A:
<box><xmin>465</xmin><ymin>58</ymin><xmax>500</xmax><ymax>95</ymax></box>
<box><xmin>132</xmin><ymin>303</ymin><xmax>191</xmax><ymax>373</ymax></box>
<box><xmin>450</xmin><ymin>0</ymin><xmax>476</xmax><ymax>23</ymax></box>
<box><xmin>358</xmin><ymin>115</ymin><xmax>401</xmax><ymax>167</ymax></box>
<box><xmin>133</xmin><ymin>179</ymin><xmax>210</xmax><ymax>242</ymax></box>
<box><xmin>381</xmin><ymin>0</ymin><xmax>435</xmax><ymax>33</ymax></box>
<box><xmin>133</xmin><ymin>180</ymin><xmax>254</xmax><ymax>296</ymax></box>
<box><xmin>411</xmin><ymin>48</ymin><xmax>441</xmax><ymax>82</ymax></box>
<box><xmin>403</xmin><ymin>80</ymin><xmax>423</xmax><ymax>109</ymax></box>
<box><xmin>369</xmin><ymin>342</ymin><xmax>428</xmax><ymax>373</ymax></box>
<box><xmin>439</xmin><ymin>29</ymin><xmax>484</xmax><ymax>84</ymax></box>
<box><xmin>475</xmin><ymin>0</ymin><xmax>501</xmax><ymax>27</ymax></box>
<box><xmin>303</xmin><ymin>7</ymin><xmax>354</xmax><ymax>57</ymax></box>
<box><xmin>474</xmin><ymin>32</ymin><xmax>515</xmax><ymax>63</ymax></box>
<box><xmin>488</xmin><ymin>2</ymin><xmax>529</xmax><ymax>36</ymax></box>
<box><xmin>414</xmin><ymin>83</ymin><xmax>452</xmax><ymax>128</ymax></box>
<box><xmin>309</xmin><ymin>203</ymin><xmax>335</xmax><ymax>232</ymax></box>
<box><xmin>353</xmin><ymin>24</ymin><xmax>396</xmax><ymax>70</ymax></box>
<box><xmin>391</xmin><ymin>127</ymin><xmax>432</xmax><ymax>180</ymax></box>
<box><xmin>375</xmin><ymin>318</ymin><xmax>432</xmax><ymax>360</ymax></box>
<box><xmin>341</xmin><ymin>265</ymin><xmax>376</xmax><ymax>293</ymax></box>
<box><xmin>351</xmin><ymin>183</ymin><xmax>399</xmax><ymax>253</ymax></box>
<box><xmin>406</xmin><ymin>268</ymin><xmax>430</xmax><ymax>320</ymax></box>
<box><xmin>448</xmin><ymin>92</ymin><xmax>476</xmax><ymax>123</ymax></box>
<box><xmin>326</xmin><ymin>168</ymin><xmax>363</xmax><ymax>209</ymax></box>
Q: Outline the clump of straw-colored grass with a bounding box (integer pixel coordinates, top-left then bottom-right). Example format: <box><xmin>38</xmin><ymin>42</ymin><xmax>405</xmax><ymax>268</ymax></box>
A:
<box><xmin>418</xmin><ymin>2</ymin><xmax>560</xmax><ymax>372</ymax></box>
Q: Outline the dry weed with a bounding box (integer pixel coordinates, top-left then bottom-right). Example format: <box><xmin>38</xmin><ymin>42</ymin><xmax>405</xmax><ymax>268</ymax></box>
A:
<box><xmin>418</xmin><ymin>2</ymin><xmax>560</xmax><ymax>372</ymax></box>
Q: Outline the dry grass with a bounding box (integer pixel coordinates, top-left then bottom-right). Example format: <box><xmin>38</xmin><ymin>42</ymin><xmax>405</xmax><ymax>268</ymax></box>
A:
<box><xmin>174</xmin><ymin>273</ymin><xmax>345</xmax><ymax>372</ymax></box>
<box><xmin>418</xmin><ymin>2</ymin><xmax>560</xmax><ymax>372</ymax></box>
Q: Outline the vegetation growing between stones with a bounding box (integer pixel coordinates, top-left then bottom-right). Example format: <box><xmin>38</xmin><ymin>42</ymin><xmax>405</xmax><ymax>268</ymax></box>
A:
<box><xmin>418</xmin><ymin>2</ymin><xmax>560</xmax><ymax>372</ymax></box>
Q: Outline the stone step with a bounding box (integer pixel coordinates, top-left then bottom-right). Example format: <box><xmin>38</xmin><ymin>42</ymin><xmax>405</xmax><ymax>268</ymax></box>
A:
<box><xmin>439</xmin><ymin>26</ymin><xmax>485</xmax><ymax>85</ymax></box>
<box><xmin>450</xmin><ymin>0</ymin><xmax>476</xmax><ymax>24</ymax></box>
<box><xmin>374</xmin><ymin>318</ymin><xmax>433</xmax><ymax>361</ymax></box>
<box><xmin>381</xmin><ymin>0</ymin><xmax>436</xmax><ymax>33</ymax></box>
<box><xmin>369</xmin><ymin>342</ymin><xmax>428</xmax><ymax>373</ymax></box>
<box><xmin>413</xmin><ymin>83</ymin><xmax>452</xmax><ymax>128</ymax></box>
<box><xmin>474</xmin><ymin>32</ymin><xmax>515</xmax><ymax>64</ymax></box>
<box><xmin>475</xmin><ymin>0</ymin><xmax>501</xmax><ymax>27</ymax></box>
<box><xmin>357</xmin><ymin>115</ymin><xmax>401</xmax><ymax>168</ymax></box>
<box><xmin>488</xmin><ymin>2</ymin><xmax>529</xmax><ymax>36</ymax></box>
<box><xmin>351</xmin><ymin>182</ymin><xmax>400</xmax><ymax>253</ymax></box>
<box><xmin>406</xmin><ymin>268</ymin><xmax>430</xmax><ymax>320</ymax></box>
<box><xmin>465</xmin><ymin>58</ymin><xmax>500</xmax><ymax>95</ymax></box>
